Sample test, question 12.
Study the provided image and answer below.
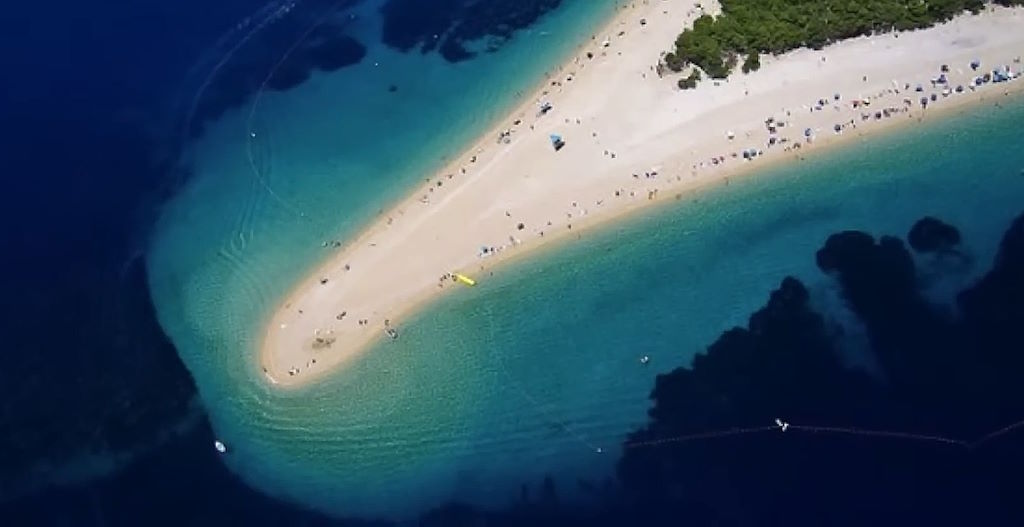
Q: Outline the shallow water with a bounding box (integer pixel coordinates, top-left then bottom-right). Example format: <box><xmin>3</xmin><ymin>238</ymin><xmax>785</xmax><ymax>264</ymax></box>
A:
<box><xmin>147</xmin><ymin>0</ymin><xmax>1024</xmax><ymax>519</ymax></box>
<box><xmin>148</xmin><ymin>0</ymin><xmax>625</xmax><ymax>518</ymax></box>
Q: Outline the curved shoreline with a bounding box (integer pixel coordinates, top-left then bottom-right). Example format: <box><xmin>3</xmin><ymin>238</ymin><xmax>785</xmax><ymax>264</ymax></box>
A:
<box><xmin>259</xmin><ymin>2</ymin><xmax>1024</xmax><ymax>388</ymax></box>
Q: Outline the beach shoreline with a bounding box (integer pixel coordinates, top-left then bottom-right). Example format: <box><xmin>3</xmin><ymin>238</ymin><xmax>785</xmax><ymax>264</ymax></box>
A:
<box><xmin>259</xmin><ymin>1</ymin><xmax>1024</xmax><ymax>388</ymax></box>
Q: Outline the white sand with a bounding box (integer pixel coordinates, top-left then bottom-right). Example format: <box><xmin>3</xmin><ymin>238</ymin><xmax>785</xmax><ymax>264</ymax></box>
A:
<box><xmin>260</xmin><ymin>1</ymin><xmax>1024</xmax><ymax>387</ymax></box>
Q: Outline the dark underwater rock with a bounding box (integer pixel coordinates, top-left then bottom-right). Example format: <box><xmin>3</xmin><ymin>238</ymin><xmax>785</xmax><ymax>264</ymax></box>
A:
<box><xmin>305</xmin><ymin>34</ymin><xmax>368</xmax><ymax>72</ymax></box>
<box><xmin>187</xmin><ymin>0</ymin><xmax>364</xmax><ymax>138</ymax></box>
<box><xmin>908</xmin><ymin>216</ymin><xmax>961</xmax><ymax>253</ymax></box>
<box><xmin>616</xmin><ymin>211</ymin><xmax>1024</xmax><ymax>526</ymax></box>
<box><xmin>814</xmin><ymin>231</ymin><xmax>933</xmax><ymax>371</ymax></box>
<box><xmin>994</xmin><ymin>212</ymin><xmax>1024</xmax><ymax>272</ymax></box>
<box><xmin>408</xmin><ymin>214</ymin><xmax>1024</xmax><ymax>525</ymax></box>
<box><xmin>380</xmin><ymin>0</ymin><xmax>563</xmax><ymax>62</ymax></box>
<box><xmin>957</xmin><ymin>212</ymin><xmax>1024</xmax><ymax>376</ymax></box>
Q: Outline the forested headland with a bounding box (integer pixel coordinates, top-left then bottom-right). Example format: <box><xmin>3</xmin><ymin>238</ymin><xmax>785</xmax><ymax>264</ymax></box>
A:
<box><xmin>663</xmin><ymin>0</ymin><xmax>1024</xmax><ymax>83</ymax></box>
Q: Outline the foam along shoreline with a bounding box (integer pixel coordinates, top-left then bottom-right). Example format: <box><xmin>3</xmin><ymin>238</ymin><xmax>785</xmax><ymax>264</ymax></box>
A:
<box><xmin>260</xmin><ymin>1</ymin><xmax>1024</xmax><ymax>387</ymax></box>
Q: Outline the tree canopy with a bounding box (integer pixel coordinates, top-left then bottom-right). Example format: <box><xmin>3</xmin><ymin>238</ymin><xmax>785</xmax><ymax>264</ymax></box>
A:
<box><xmin>665</xmin><ymin>0</ymin><xmax>1023</xmax><ymax>79</ymax></box>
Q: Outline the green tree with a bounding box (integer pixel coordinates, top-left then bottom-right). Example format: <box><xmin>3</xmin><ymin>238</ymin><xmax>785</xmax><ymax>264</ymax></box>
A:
<box><xmin>662</xmin><ymin>52</ymin><xmax>685</xmax><ymax>72</ymax></box>
<box><xmin>666</xmin><ymin>0</ymin><xmax>1001</xmax><ymax>79</ymax></box>
<box><xmin>678</xmin><ymin>69</ymin><xmax>702</xmax><ymax>90</ymax></box>
<box><xmin>741</xmin><ymin>51</ymin><xmax>761</xmax><ymax>73</ymax></box>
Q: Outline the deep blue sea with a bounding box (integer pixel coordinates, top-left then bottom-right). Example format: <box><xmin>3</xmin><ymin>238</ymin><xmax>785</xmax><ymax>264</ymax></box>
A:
<box><xmin>2</xmin><ymin>1</ymin><xmax>1024</xmax><ymax>526</ymax></box>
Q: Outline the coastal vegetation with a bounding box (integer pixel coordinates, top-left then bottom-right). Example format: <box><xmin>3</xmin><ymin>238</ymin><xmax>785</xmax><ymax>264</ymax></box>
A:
<box><xmin>677</xmin><ymin>69</ymin><xmax>702</xmax><ymax>89</ymax></box>
<box><xmin>664</xmin><ymin>0</ymin><xmax>1024</xmax><ymax>80</ymax></box>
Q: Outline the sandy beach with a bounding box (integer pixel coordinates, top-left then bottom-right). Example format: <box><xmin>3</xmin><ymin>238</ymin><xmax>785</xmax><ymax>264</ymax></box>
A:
<box><xmin>260</xmin><ymin>0</ymin><xmax>1024</xmax><ymax>387</ymax></box>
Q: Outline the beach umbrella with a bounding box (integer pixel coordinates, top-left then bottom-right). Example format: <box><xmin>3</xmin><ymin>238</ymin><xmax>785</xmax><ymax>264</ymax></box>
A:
<box><xmin>804</xmin><ymin>128</ymin><xmax>812</xmax><ymax>138</ymax></box>
<box><xmin>833</xmin><ymin>124</ymin><xmax>842</xmax><ymax>132</ymax></box>
<box><xmin>727</xmin><ymin>131</ymin><xmax>735</xmax><ymax>139</ymax></box>
<box><xmin>549</xmin><ymin>134</ymin><xmax>565</xmax><ymax>151</ymax></box>
<box><xmin>971</xmin><ymin>59</ymin><xmax>981</xmax><ymax>70</ymax></box>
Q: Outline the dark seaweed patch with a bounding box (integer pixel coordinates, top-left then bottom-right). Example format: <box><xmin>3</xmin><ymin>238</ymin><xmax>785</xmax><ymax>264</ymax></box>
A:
<box><xmin>380</xmin><ymin>0</ymin><xmax>563</xmax><ymax>62</ymax></box>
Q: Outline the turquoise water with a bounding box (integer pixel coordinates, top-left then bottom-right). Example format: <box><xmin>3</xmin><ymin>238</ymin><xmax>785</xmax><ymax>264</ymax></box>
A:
<box><xmin>148</xmin><ymin>0</ymin><xmax>624</xmax><ymax>518</ymax></box>
<box><xmin>147</xmin><ymin>1</ymin><xmax>1024</xmax><ymax>519</ymax></box>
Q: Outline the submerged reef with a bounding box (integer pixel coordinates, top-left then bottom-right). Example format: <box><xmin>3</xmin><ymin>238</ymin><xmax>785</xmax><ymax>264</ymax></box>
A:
<box><xmin>187</xmin><ymin>0</ymin><xmax>570</xmax><ymax>138</ymax></box>
<box><xmin>188</xmin><ymin>0</ymin><xmax>366</xmax><ymax>138</ymax></box>
<box><xmin>908</xmin><ymin>216</ymin><xmax>962</xmax><ymax>254</ymax></box>
<box><xmin>617</xmin><ymin>211</ymin><xmax>1024</xmax><ymax>526</ymax></box>
<box><xmin>417</xmin><ymin>211</ymin><xmax>1024</xmax><ymax>526</ymax></box>
<box><xmin>380</xmin><ymin>0</ymin><xmax>562</xmax><ymax>62</ymax></box>
<box><xmin>7</xmin><ymin>189</ymin><xmax>1022</xmax><ymax>526</ymax></box>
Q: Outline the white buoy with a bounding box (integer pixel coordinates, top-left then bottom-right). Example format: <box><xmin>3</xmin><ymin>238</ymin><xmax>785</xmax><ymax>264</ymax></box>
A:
<box><xmin>214</xmin><ymin>440</ymin><xmax>227</xmax><ymax>453</ymax></box>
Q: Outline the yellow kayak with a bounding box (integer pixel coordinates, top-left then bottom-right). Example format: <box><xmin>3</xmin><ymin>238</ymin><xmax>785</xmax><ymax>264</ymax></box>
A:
<box><xmin>453</xmin><ymin>273</ymin><xmax>476</xmax><ymax>286</ymax></box>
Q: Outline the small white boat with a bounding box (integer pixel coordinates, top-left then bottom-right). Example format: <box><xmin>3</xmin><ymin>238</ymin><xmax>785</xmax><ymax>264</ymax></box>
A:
<box><xmin>640</xmin><ymin>355</ymin><xmax>650</xmax><ymax>365</ymax></box>
<box><xmin>214</xmin><ymin>440</ymin><xmax>227</xmax><ymax>453</ymax></box>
